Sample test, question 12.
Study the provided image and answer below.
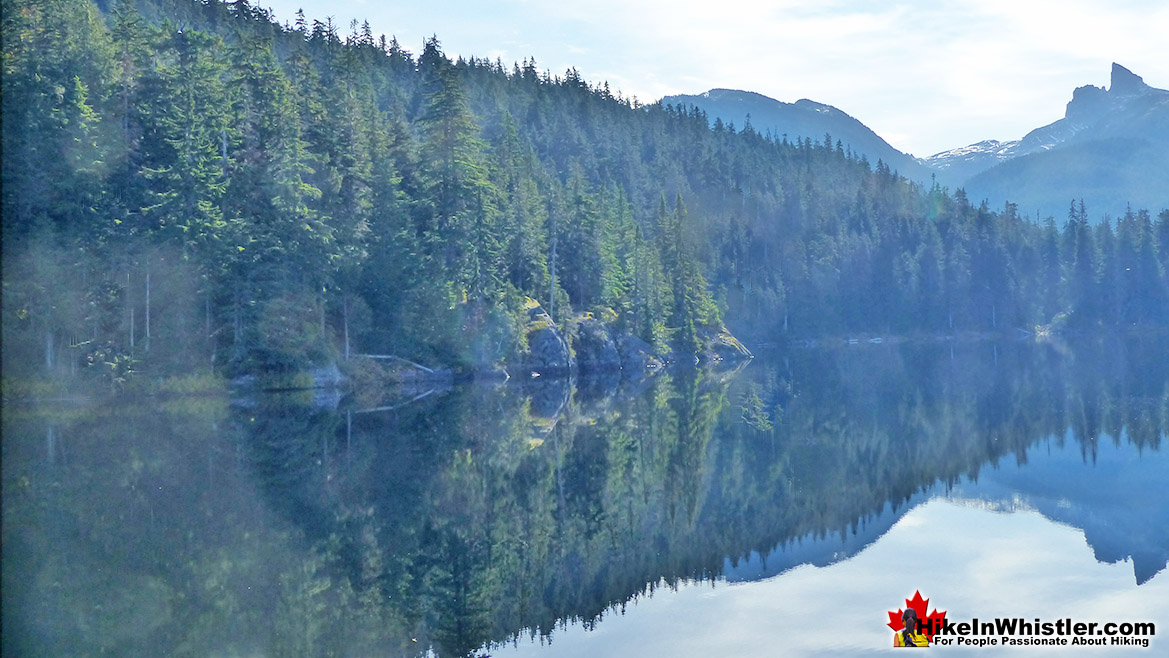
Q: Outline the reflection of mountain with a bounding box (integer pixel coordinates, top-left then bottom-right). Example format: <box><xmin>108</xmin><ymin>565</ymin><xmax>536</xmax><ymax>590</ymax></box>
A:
<box><xmin>951</xmin><ymin>437</ymin><xmax>1169</xmax><ymax>585</ymax></box>
<box><xmin>723</xmin><ymin>435</ymin><xmax>1169</xmax><ymax>587</ymax></box>
<box><xmin>722</xmin><ymin>489</ymin><xmax>934</xmax><ymax>582</ymax></box>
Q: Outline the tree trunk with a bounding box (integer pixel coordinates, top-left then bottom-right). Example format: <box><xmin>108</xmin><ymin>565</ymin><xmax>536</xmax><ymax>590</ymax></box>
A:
<box><xmin>128</xmin><ymin>270</ymin><xmax>134</xmax><ymax>349</ymax></box>
<box><xmin>206</xmin><ymin>294</ymin><xmax>214</xmax><ymax>365</ymax></box>
<box><xmin>45</xmin><ymin>329</ymin><xmax>55</xmax><ymax>372</ymax></box>
<box><xmin>145</xmin><ymin>268</ymin><xmax>151</xmax><ymax>349</ymax></box>
<box><xmin>233</xmin><ymin>294</ymin><xmax>242</xmax><ymax>360</ymax></box>
<box><xmin>549</xmin><ymin>211</ymin><xmax>558</xmax><ymax>324</ymax></box>
<box><xmin>220</xmin><ymin>128</ymin><xmax>228</xmax><ymax>177</ymax></box>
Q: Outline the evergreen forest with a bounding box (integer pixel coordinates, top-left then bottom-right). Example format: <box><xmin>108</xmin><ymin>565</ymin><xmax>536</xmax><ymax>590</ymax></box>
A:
<box><xmin>4</xmin><ymin>0</ymin><xmax>1169</xmax><ymax>387</ymax></box>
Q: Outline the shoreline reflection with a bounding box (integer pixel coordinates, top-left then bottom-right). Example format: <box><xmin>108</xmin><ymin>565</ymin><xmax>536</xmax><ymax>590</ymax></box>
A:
<box><xmin>3</xmin><ymin>338</ymin><xmax>1166</xmax><ymax>657</ymax></box>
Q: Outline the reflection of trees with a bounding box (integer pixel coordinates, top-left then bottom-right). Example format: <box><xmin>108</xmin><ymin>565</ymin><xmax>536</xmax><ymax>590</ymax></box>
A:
<box><xmin>709</xmin><ymin>337</ymin><xmax>1168</xmax><ymax>563</ymax></box>
<box><xmin>4</xmin><ymin>400</ymin><xmax>280</xmax><ymax>657</ymax></box>
<box><xmin>253</xmin><ymin>339</ymin><xmax>1167</xmax><ymax>658</ymax></box>
<box><xmin>220</xmin><ymin>369</ymin><xmax>739</xmax><ymax>657</ymax></box>
<box><xmin>4</xmin><ymin>337</ymin><xmax>1166</xmax><ymax>657</ymax></box>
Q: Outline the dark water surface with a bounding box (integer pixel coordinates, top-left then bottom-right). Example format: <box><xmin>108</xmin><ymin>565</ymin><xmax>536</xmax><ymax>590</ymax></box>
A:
<box><xmin>3</xmin><ymin>338</ymin><xmax>1167</xmax><ymax>657</ymax></box>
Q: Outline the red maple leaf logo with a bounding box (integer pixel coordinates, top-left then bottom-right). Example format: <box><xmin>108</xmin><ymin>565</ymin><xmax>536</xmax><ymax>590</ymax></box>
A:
<box><xmin>887</xmin><ymin>590</ymin><xmax>947</xmax><ymax>642</ymax></box>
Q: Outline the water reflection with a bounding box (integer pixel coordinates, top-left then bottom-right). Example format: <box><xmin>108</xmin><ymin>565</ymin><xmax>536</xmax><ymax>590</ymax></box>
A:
<box><xmin>724</xmin><ymin>433</ymin><xmax>1169</xmax><ymax>586</ymax></box>
<box><xmin>2</xmin><ymin>338</ymin><xmax>1166</xmax><ymax>657</ymax></box>
<box><xmin>503</xmin><ymin>495</ymin><xmax>1169</xmax><ymax>658</ymax></box>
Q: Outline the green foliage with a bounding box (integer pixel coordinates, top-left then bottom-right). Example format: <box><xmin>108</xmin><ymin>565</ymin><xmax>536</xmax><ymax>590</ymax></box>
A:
<box><xmin>2</xmin><ymin>0</ymin><xmax>1167</xmax><ymax>387</ymax></box>
<box><xmin>739</xmin><ymin>386</ymin><xmax>774</xmax><ymax>432</ymax></box>
<box><xmin>255</xmin><ymin>370</ymin><xmax>316</xmax><ymax>391</ymax></box>
<box><xmin>156</xmin><ymin>370</ymin><xmax>226</xmax><ymax>395</ymax></box>
<box><xmin>250</xmin><ymin>293</ymin><xmax>331</xmax><ymax>373</ymax></box>
<box><xmin>0</xmin><ymin>376</ymin><xmax>69</xmax><ymax>401</ymax></box>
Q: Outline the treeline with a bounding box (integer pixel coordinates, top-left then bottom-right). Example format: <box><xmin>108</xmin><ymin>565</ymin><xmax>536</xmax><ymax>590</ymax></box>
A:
<box><xmin>4</xmin><ymin>0</ymin><xmax>1168</xmax><ymax>384</ymax></box>
<box><xmin>2</xmin><ymin>0</ymin><xmax>722</xmax><ymax>382</ymax></box>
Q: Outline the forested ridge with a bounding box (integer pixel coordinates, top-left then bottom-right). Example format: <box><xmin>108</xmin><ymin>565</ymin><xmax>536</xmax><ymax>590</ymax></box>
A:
<box><xmin>4</xmin><ymin>0</ymin><xmax>1169</xmax><ymax>386</ymax></box>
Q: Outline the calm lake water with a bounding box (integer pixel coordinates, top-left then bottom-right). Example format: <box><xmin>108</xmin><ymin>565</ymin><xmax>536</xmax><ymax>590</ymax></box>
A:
<box><xmin>3</xmin><ymin>338</ymin><xmax>1167</xmax><ymax>657</ymax></box>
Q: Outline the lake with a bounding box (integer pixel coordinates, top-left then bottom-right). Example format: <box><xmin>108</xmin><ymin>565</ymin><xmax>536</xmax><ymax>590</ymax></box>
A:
<box><xmin>3</xmin><ymin>337</ymin><xmax>1166</xmax><ymax>656</ymax></box>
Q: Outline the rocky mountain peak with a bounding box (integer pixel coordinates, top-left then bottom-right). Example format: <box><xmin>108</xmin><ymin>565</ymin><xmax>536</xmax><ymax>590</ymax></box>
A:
<box><xmin>1110</xmin><ymin>62</ymin><xmax>1147</xmax><ymax>95</ymax></box>
<box><xmin>1063</xmin><ymin>64</ymin><xmax>1151</xmax><ymax>126</ymax></box>
<box><xmin>1066</xmin><ymin>83</ymin><xmax>1109</xmax><ymax>125</ymax></box>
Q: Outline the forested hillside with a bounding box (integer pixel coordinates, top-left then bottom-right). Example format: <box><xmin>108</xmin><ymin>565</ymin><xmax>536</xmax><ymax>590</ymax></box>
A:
<box><xmin>4</xmin><ymin>0</ymin><xmax>1168</xmax><ymax>386</ymax></box>
<box><xmin>659</xmin><ymin>88</ymin><xmax>937</xmax><ymax>187</ymax></box>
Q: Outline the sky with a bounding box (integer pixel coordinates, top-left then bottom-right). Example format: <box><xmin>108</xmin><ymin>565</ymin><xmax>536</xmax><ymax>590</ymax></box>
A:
<box><xmin>261</xmin><ymin>0</ymin><xmax>1169</xmax><ymax>157</ymax></box>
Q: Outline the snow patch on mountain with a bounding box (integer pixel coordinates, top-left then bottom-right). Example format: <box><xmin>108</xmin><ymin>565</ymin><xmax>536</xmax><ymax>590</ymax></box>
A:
<box><xmin>922</xmin><ymin>139</ymin><xmax>1020</xmax><ymax>170</ymax></box>
<box><xmin>923</xmin><ymin>63</ymin><xmax>1168</xmax><ymax>179</ymax></box>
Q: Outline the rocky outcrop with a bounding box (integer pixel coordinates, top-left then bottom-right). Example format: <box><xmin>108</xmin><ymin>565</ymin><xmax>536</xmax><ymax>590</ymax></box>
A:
<box><xmin>513</xmin><ymin>298</ymin><xmax>749</xmax><ymax>378</ymax></box>
<box><xmin>231</xmin><ymin>362</ymin><xmax>347</xmax><ymax>391</ymax></box>
<box><xmin>310</xmin><ymin>362</ymin><xmax>345</xmax><ymax>388</ymax></box>
<box><xmin>702</xmin><ymin>328</ymin><xmax>754</xmax><ymax>363</ymax></box>
<box><xmin>574</xmin><ymin>318</ymin><xmax>621</xmax><ymax>373</ymax></box>
<box><xmin>518</xmin><ymin>300</ymin><xmax>571</xmax><ymax>375</ymax></box>
<box><xmin>616</xmin><ymin>334</ymin><xmax>663</xmax><ymax>371</ymax></box>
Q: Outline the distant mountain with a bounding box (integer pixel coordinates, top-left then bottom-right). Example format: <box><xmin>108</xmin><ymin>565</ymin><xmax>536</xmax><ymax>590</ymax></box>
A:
<box><xmin>670</xmin><ymin>66</ymin><xmax>1169</xmax><ymax>222</ymax></box>
<box><xmin>922</xmin><ymin>138</ymin><xmax>1023</xmax><ymax>184</ymax></box>
<box><xmin>926</xmin><ymin>63</ymin><xmax>1169</xmax><ymax>220</ymax></box>
<box><xmin>661</xmin><ymin>89</ymin><xmax>937</xmax><ymax>185</ymax></box>
<box><xmin>963</xmin><ymin>138</ymin><xmax>1169</xmax><ymax>222</ymax></box>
